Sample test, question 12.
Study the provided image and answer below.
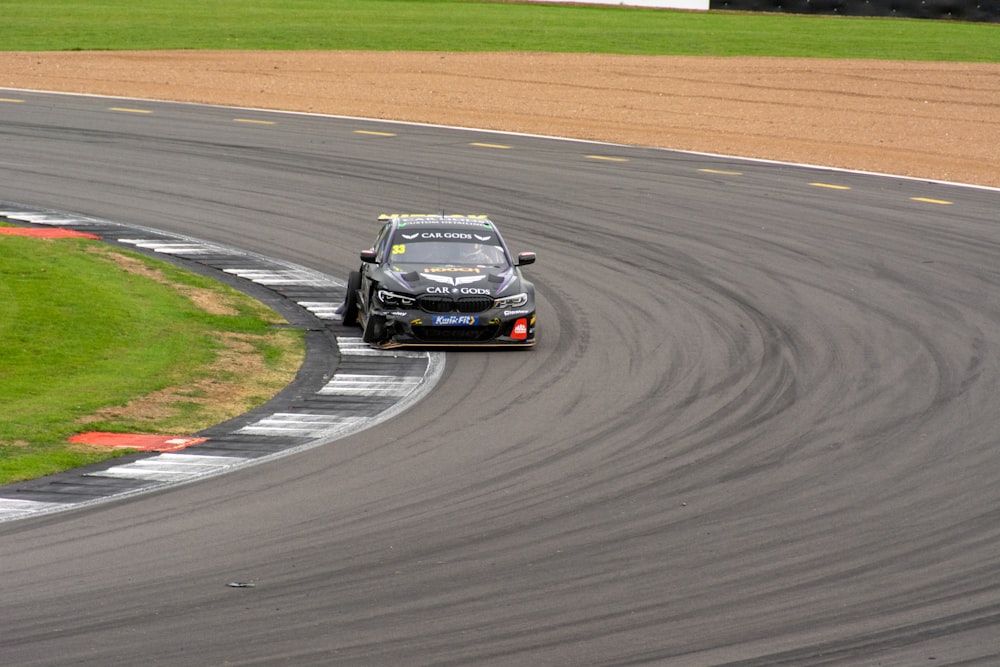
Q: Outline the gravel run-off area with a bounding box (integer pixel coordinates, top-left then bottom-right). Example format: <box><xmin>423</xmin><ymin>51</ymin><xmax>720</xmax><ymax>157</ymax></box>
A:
<box><xmin>1</xmin><ymin>51</ymin><xmax>998</xmax><ymax>188</ymax></box>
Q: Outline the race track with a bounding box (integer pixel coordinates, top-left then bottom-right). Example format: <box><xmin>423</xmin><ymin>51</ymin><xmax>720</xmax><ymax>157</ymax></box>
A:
<box><xmin>1</xmin><ymin>91</ymin><xmax>999</xmax><ymax>666</ymax></box>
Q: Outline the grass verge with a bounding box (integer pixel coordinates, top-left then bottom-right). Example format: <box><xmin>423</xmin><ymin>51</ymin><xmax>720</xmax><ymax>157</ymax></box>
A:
<box><xmin>0</xmin><ymin>0</ymin><xmax>996</xmax><ymax>62</ymax></box>
<box><xmin>0</xmin><ymin>232</ymin><xmax>304</xmax><ymax>485</ymax></box>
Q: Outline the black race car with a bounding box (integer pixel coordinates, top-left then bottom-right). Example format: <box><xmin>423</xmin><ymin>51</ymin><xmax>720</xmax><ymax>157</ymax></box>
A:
<box><xmin>341</xmin><ymin>214</ymin><xmax>537</xmax><ymax>348</ymax></box>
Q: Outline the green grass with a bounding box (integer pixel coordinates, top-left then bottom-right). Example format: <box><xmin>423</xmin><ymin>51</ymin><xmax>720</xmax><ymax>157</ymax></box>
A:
<box><xmin>0</xmin><ymin>0</ymin><xmax>995</xmax><ymax>482</ymax></box>
<box><xmin>0</xmin><ymin>233</ymin><xmax>303</xmax><ymax>484</ymax></box>
<box><xmin>0</xmin><ymin>0</ymin><xmax>996</xmax><ymax>61</ymax></box>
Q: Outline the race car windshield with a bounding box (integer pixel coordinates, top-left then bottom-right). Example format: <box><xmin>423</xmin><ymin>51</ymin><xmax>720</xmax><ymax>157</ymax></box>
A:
<box><xmin>389</xmin><ymin>235</ymin><xmax>509</xmax><ymax>267</ymax></box>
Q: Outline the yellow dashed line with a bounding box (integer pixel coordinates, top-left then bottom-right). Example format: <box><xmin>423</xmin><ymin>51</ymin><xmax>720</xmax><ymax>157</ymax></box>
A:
<box><xmin>699</xmin><ymin>168</ymin><xmax>742</xmax><ymax>175</ymax></box>
<box><xmin>77</xmin><ymin>110</ymin><xmax>967</xmax><ymax>211</ymax></box>
<box><xmin>0</xmin><ymin>97</ymin><xmax>25</xmax><ymax>103</ymax></box>
<box><xmin>912</xmin><ymin>197</ymin><xmax>953</xmax><ymax>205</ymax></box>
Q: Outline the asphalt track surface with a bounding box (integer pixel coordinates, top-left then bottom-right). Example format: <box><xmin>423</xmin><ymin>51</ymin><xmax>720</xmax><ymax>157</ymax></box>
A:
<box><xmin>2</xmin><ymin>90</ymin><xmax>999</xmax><ymax>666</ymax></box>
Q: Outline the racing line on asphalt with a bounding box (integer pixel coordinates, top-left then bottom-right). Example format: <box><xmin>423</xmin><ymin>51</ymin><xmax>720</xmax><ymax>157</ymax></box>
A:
<box><xmin>0</xmin><ymin>202</ymin><xmax>444</xmax><ymax>523</ymax></box>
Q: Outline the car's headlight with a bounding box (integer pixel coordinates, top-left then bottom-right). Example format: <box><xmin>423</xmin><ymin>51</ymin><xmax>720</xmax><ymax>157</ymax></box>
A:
<box><xmin>377</xmin><ymin>289</ymin><xmax>416</xmax><ymax>307</ymax></box>
<box><xmin>493</xmin><ymin>292</ymin><xmax>528</xmax><ymax>309</ymax></box>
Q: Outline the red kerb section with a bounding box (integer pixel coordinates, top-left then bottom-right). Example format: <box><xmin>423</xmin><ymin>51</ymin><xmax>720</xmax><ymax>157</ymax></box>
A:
<box><xmin>0</xmin><ymin>228</ymin><xmax>100</xmax><ymax>239</ymax></box>
<box><xmin>70</xmin><ymin>432</ymin><xmax>208</xmax><ymax>452</ymax></box>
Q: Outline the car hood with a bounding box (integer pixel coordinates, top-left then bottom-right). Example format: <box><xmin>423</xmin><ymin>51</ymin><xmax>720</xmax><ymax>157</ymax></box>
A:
<box><xmin>382</xmin><ymin>264</ymin><xmax>519</xmax><ymax>296</ymax></box>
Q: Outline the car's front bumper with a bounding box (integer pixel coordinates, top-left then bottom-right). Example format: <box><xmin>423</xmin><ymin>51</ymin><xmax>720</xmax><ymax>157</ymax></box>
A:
<box><xmin>371</xmin><ymin>308</ymin><xmax>536</xmax><ymax>348</ymax></box>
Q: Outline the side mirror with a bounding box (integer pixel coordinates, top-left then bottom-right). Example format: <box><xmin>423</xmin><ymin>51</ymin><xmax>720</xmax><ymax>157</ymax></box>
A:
<box><xmin>360</xmin><ymin>249</ymin><xmax>377</xmax><ymax>263</ymax></box>
<box><xmin>516</xmin><ymin>252</ymin><xmax>536</xmax><ymax>267</ymax></box>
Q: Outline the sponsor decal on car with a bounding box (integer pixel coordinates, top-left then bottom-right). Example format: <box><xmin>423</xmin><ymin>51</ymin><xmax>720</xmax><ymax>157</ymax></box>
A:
<box><xmin>511</xmin><ymin>318</ymin><xmax>529</xmax><ymax>341</ymax></box>
<box><xmin>424</xmin><ymin>285</ymin><xmax>492</xmax><ymax>295</ymax></box>
<box><xmin>387</xmin><ymin>214</ymin><xmax>489</xmax><ymax>221</ymax></box>
<box><xmin>389</xmin><ymin>214</ymin><xmax>491</xmax><ymax>227</ymax></box>
<box><xmin>432</xmin><ymin>315</ymin><xmax>478</xmax><ymax>326</ymax></box>
<box><xmin>423</xmin><ymin>267</ymin><xmax>481</xmax><ymax>273</ymax></box>
<box><xmin>399</xmin><ymin>232</ymin><xmax>475</xmax><ymax>240</ymax></box>
<box><xmin>504</xmin><ymin>309</ymin><xmax>532</xmax><ymax>316</ymax></box>
<box><xmin>421</xmin><ymin>273</ymin><xmax>487</xmax><ymax>286</ymax></box>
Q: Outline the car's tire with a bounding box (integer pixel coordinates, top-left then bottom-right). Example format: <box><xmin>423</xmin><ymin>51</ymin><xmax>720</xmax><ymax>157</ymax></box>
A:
<box><xmin>362</xmin><ymin>313</ymin><xmax>387</xmax><ymax>345</ymax></box>
<box><xmin>341</xmin><ymin>271</ymin><xmax>361</xmax><ymax>327</ymax></box>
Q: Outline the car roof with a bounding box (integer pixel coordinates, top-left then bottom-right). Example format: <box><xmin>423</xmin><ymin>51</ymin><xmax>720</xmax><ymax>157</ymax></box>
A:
<box><xmin>378</xmin><ymin>213</ymin><xmax>496</xmax><ymax>229</ymax></box>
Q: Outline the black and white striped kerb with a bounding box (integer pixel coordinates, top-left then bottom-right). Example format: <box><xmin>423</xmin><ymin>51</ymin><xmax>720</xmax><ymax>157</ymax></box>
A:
<box><xmin>0</xmin><ymin>203</ymin><xmax>443</xmax><ymax>522</ymax></box>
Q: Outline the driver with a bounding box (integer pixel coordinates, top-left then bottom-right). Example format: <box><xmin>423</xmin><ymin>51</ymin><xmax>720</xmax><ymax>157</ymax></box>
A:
<box><xmin>458</xmin><ymin>242</ymin><xmax>499</xmax><ymax>265</ymax></box>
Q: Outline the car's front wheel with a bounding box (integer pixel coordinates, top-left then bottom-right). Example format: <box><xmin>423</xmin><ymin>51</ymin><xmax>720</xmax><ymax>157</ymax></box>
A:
<box><xmin>341</xmin><ymin>271</ymin><xmax>361</xmax><ymax>326</ymax></box>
